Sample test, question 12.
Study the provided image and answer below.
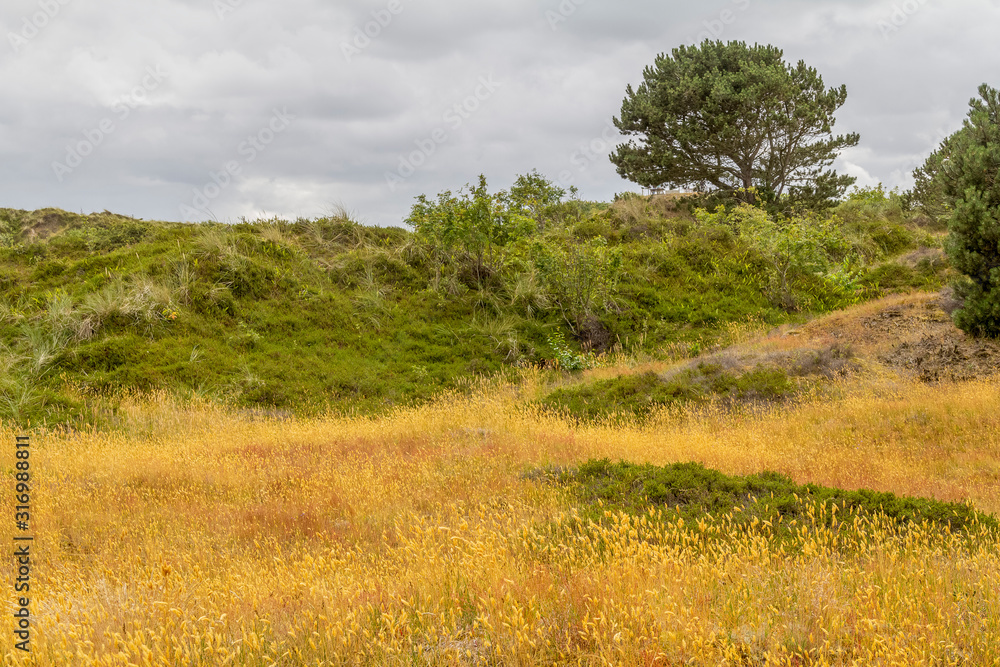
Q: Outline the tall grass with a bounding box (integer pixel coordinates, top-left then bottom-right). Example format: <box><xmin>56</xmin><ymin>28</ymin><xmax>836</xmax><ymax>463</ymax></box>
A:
<box><xmin>2</xmin><ymin>376</ymin><xmax>999</xmax><ymax>664</ymax></box>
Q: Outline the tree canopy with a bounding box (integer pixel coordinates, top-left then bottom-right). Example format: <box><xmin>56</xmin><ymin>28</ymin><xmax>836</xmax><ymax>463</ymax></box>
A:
<box><xmin>940</xmin><ymin>84</ymin><xmax>1000</xmax><ymax>336</ymax></box>
<box><xmin>610</xmin><ymin>41</ymin><xmax>859</xmax><ymax>208</ymax></box>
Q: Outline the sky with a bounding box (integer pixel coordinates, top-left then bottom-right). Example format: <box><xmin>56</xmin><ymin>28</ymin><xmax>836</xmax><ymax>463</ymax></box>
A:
<box><xmin>1</xmin><ymin>0</ymin><xmax>997</xmax><ymax>227</ymax></box>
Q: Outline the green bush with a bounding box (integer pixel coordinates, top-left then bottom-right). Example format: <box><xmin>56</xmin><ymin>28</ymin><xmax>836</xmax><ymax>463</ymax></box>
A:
<box><xmin>551</xmin><ymin>459</ymin><xmax>997</xmax><ymax>536</ymax></box>
<box><xmin>532</xmin><ymin>236</ymin><xmax>622</xmax><ymax>335</ymax></box>
<box><xmin>406</xmin><ymin>175</ymin><xmax>534</xmax><ymax>288</ymax></box>
<box><xmin>73</xmin><ymin>335</ymin><xmax>144</xmax><ymax>373</ymax></box>
<box><xmin>545</xmin><ymin>331</ymin><xmax>596</xmax><ymax>371</ymax></box>
<box><xmin>694</xmin><ymin>203</ymin><xmax>863</xmax><ymax>311</ymax></box>
<box><xmin>216</xmin><ymin>257</ymin><xmax>277</xmax><ymax>299</ymax></box>
<box><xmin>539</xmin><ymin>363</ymin><xmax>795</xmax><ymax>422</ymax></box>
<box><xmin>501</xmin><ymin>168</ymin><xmax>571</xmax><ymax>230</ymax></box>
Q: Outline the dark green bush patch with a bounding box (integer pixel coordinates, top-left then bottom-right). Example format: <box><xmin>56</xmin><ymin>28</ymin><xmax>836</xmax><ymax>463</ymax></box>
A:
<box><xmin>538</xmin><ymin>363</ymin><xmax>796</xmax><ymax>422</ymax></box>
<box><xmin>545</xmin><ymin>458</ymin><xmax>997</xmax><ymax>536</ymax></box>
<box><xmin>73</xmin><ymin>335</ymin><xmax>145</xmax><ymax>373</ymax></box>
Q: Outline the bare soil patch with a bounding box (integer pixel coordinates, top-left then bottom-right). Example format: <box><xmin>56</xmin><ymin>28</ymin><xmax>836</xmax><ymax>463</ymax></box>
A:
<box><xmin>790</xmin><ymin>291</ymin><xmax>1000</xmax><ymax>382</ymax></box>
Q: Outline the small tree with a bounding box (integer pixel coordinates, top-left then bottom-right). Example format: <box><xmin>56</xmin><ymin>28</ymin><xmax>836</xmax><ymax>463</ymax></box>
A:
<box><xmin>406</xmin><ymin>175</ymin><xmax>534</xmax><ymax>288</ymax></box>
<box><xmin>610</xmin><ymin>40</ymin><xmax>859</xmax><ymax>209</ymax></box>
<box><xmin>506</xmin><ymin>170</ymin><xmax>564</xmax><ymax>215</ymax></box>
<box><xmin>941</xmin><ymin>84</ymin><xmax>1000</xmax><ymax>336</ymax></box>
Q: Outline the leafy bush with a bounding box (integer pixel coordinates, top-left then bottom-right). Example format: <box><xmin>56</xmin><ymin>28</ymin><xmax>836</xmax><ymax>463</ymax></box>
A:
<box><xmin>545</xmin><ymin>330</ymin><xmax>596</xmax><ymax>371</ymax></box>
<box><xmin>406</xmin><ymin>175</ymin><xmax>534</xmax><ymax>288</ymax></box>
<box><xmin>553</xmin><ymin>459</ymin><xmax>997</xmax><ymax>535</ymax></box>
<box><xmin>532</xmin><ymin>236</ymin><xmax>622</xmax><ymax>334</ymax></box>
<box><xmin>846</xmin><ymin>184</ymin><xmax>891</xmax><ymax>204</ymax></box>
<box><xmin>500</xmin><ymin>168</ymin><xmax>573</xmax><ymax>230</ymax></box>
<box><xmin>539</xmin><ymin>363</ymin><xmax>796</xmax><ymax>422</ymax></box>
<box><xmin>695</xmin><ymin>203</ymin><xmax>859</xmax><ymax>310</ymax></box>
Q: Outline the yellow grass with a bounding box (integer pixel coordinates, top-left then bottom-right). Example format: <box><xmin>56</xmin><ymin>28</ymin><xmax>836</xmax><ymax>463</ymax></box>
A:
<box><xmin>2</xmin><ymin>376</ymin><xmax>1000</xmax><ymax>665</ymax></box>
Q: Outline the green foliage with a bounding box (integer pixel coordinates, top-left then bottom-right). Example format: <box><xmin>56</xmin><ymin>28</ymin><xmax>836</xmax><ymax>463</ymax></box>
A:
<box><xmin>846</xmin><ymin>183</ymin><xmax>890</xmax><ymax>204</ymax></box>
<box><xmin>501</xmin><ymin>168</ymin><xmax>573</xmax><ymax>229</ymax></box>
<box><xmin>860</xmin><ymin>260</ymin><xmax>946</xmax><ymax>294</ymax></box>
<box><xmin>941</xmin><ymin>84</ymin><xmax>1000</xmax><ymax>337</ymax></box>
<box><xmin>0</xmin><ymin>211</ymin><xmax>21</xmax><ymax>248</ymax></box>
<box><xmin>0</xmin><ymin>188</ymin><xmax>935</xmax><ymax>428</ymax></box>
<box><xmin>610</xmin><ymin>40</ymin><xmax>858</xmax><ymax>209</ymax></box>
<box><xmin>554</xmin><ymin>459</ymin><xmax>997</xmax><ymax>535</ymax></box>
<box><xmin>545</xmin><ymin>330</ymin><xmax>596</xmax><ymax>371</ymax></box>
<box><xmin>539</xmin><ymin>364</ymin><xmax>796</xmax><ymax>422</ymax></box>
<box><xmin>912</xmin><ymin>132</ymin><xmax>963</xmax><ymax>220</ymax></box>
<box><xmin>839</xmin><ymin>185</ymin><xmax>911</xmax><ymax>228</ymax></box>
<box><xmin>70</xmin><ymin>217</ymin><xmax>149</xmax><ymax>253</ymax></box>
<box><xmin>406</xmin><ymin>175</ymin><xmax>535</xmax><ymax>288</ymax></box>
<box><xmin>694</xmin><ymin>202</ymin><xmax>867</xmax><ymax>311</ymax></box>
<box><xmin>532</xmin><ymin>236</ymin><xmax>622</xmax><ymax>334</ymax></box>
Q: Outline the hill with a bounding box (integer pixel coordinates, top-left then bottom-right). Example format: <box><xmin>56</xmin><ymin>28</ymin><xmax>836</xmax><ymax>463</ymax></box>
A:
<box><xmin>0</xmin><ymin>185</ymin><xmax>947</xmax><ymax>426</ymax></box>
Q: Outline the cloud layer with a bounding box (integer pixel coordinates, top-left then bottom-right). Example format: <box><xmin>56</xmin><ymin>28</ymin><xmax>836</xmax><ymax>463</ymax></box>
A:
<box><xmin>1</xmin><ymin>0</ymin><xmax>998</xmax><ymax>226</ymax></box>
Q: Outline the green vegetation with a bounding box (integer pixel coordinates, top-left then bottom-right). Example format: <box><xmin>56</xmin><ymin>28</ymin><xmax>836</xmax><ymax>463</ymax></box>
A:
<box><xmin>610</xmin><ymin>40</ymin><xmax>859</xmax><ymax>210</ymax></box>
<box><xmin>939</xmin><ymin>84</ymin><xmax>1000</xmax><ymax>337</ymax></box>
<box><xmin>539</xmin><ymin>364</ymin><xmax>798</xmax><ymax>422</ymax></box>
<box><xmin>911</xmin><ymin>133</ymin><xmax>959</xmax><ymax>224</ymax></box>
<box><xmin>550</xmin><ymin>458</ymin><xmax>998</xmax><ymax>535</ymax></box>
<box><xmin>0</xmin><ymin>170</ymin><xmax>946</xmax><ymax>427</ymax></box>
<box><xmin>537</xmin><ymin>335</ymin><xmax>864</xmax><ymax>423</ymax></box>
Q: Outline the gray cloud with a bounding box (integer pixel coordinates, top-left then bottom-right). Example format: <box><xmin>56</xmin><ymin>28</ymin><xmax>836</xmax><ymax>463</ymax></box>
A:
<box><xmin>0</xmin><ymin>0</ymin><xmax>998</xmax><ymax>226</ymax></box>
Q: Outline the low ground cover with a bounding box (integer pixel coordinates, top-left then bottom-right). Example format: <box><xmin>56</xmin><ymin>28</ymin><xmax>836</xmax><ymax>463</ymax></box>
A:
<box><xmin>2</xmin><ymin>370</ymin><xmax>999</xmax><ymax>664</ymax></box>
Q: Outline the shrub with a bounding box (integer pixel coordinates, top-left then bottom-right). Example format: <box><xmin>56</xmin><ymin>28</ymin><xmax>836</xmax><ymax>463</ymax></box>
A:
<box><xmin>695</xmin><ymin>203</ymin><xmax>858</xmax><ymax>311</ymax></box>
<box><xmin>533</xmin><ymin>236</ymin><xmax>622</xmax><ymax>334</ymax></box>
<box><xmin>539</xmin><ymin>363</ymin><xmax>796</xmax><ymax>422</ymax></box>
<box><xmin>406</xmin><ymin>175</ymin><xmax>534</xmax><ymax>288</ymax></box>
<box><xmin>501</xmin><ymin>169</ymin><xmax>570</xmax><ymax>230</ymax></box>
<box><xmin>546</xmin><ymin>330</ymin><xmax>596</xmax><ymax>371</ymax></box>
<box><xmin>74</xmin><ymin>335</ymin><xmax>143</xmax><ymax>373</ymax></box>
<box><xmin>555</xmin><ymin>459</ymin><xmax>998</xmax><ymax>535</ymax></box>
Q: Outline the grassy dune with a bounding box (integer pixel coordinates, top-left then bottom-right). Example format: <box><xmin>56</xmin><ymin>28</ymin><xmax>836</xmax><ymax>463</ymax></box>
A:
<box><xmin>0</xmin><ymin>194</ymin><xmax>946</xmax><ymax>427</ymax></box>
<box><xmin>3</xmin><ymin>366</ymin><xmax>999</xmax><ymax>664</ymax></box>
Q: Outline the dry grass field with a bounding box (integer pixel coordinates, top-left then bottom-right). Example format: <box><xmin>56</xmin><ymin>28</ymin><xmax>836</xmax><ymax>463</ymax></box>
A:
<box><xmin>3</xmin><ymin>296</ymin><xmax>1000</xmax><ymax>665</ymax></box>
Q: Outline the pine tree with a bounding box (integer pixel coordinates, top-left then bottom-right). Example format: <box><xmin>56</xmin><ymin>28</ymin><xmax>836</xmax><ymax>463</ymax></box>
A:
<box><xmin>610</xmin><ymin>41</ymin><xmax>859</xmax><ymax>209</ymax></box>
<box><xmin>943</xmin><ymin>84</ymin><xmax>1000</xmax><ymax>336</ymax></box>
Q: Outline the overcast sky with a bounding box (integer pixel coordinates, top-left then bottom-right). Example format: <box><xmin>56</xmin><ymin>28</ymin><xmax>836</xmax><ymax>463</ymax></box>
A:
<box><xmin>1</xmin><ymin>0</ymin><xmax>997</xmax><ymax>227</ymax></box>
